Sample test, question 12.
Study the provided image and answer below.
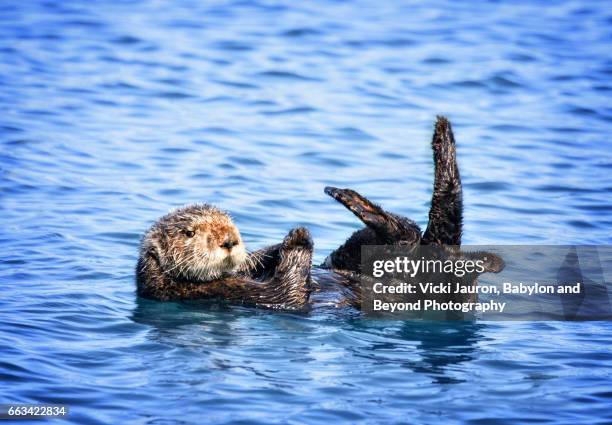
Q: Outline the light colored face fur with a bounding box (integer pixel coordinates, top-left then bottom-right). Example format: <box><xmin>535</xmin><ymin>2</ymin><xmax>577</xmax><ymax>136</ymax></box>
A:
<box><xmin>147</xmin><ymin>204</ymin><xmax>247</xmax><ymax>281</ymax></box>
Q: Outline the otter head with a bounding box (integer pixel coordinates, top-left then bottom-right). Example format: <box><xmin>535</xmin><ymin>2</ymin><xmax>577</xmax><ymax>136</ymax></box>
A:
<box><xmin>147</xmin><ymin>204</ymin><xmax>247</xmax><ymax>282</ymax></box>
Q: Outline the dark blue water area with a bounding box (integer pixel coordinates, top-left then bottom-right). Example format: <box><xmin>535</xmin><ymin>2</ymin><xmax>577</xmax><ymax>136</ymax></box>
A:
<box><xmin>1</xmin><ymin>0</ymin><xmax>612</xmax><ymax>424</ymax></box>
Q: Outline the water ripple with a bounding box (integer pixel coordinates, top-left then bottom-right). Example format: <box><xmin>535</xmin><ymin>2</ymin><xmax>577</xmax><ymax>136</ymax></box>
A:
<box><xmin>1</xmin><ymin>0</ymin><xmax>611</xmax><ymax>424</ymax></box>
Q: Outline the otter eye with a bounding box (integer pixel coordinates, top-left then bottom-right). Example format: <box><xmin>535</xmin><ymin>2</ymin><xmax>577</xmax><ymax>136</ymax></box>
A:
<box><xmin>184</xmin><ymin>229</ymin><xmax>195</xmax><ymax>238</ymax></box>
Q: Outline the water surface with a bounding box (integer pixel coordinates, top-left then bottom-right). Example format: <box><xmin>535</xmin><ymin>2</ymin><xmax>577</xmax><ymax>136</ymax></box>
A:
<box><xmin>1</xmin><ymin>1</ymin><xmax>612</xmax><ymax>424</ymax></box>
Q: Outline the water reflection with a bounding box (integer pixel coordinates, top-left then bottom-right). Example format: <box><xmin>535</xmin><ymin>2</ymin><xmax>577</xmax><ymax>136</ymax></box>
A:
<box><xmin>131</xmin><ymin>298</ymin><xmax>243</xmax><ymax>349</ymax></box>
<box><xmin>398</xmin><ymin>322</ymin><xmax>484</xmax><ymax>384</ymax></box>
<box><xmin>343</xmin><ymin>319</ymin><xmax>483</xmax><ymax>385</ymax></box>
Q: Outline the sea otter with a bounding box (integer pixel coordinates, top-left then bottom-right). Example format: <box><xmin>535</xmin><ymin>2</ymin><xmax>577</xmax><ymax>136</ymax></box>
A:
<box><xmin>136</xmin><ymin>117</ymin><xmax>503</xmax><ymax>312</ymax></box>
<box><xmin>136</xmin><ymin>204</ymin><xmax>314</xmax><ymax>309</ymax></box>
<box><xmin>321</xmin><ymin>116</ymin><xmax>505</xmax><ymax>309</ymax></box>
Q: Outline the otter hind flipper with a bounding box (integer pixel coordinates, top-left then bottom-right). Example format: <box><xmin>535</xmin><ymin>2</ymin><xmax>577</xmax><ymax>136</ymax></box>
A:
<box><xmin>423</xmin><ymin>116</ymin><xmax>463</xmax><ymax>246</ymax></box>
<box><xmin>324</xmin><ymin>186</ymin><xmax>390</xmax><ymax>231</ymax></box>
<box><xmin>324</xmin><ymin>186</ymin><xmax>420</xmax><ymax>245</ymax></box>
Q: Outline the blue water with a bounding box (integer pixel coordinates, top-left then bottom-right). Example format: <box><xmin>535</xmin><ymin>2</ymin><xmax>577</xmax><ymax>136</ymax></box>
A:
<box><xmin>1</xmin><ymin>1</ymin><xmax>612</xmax><ymax>423</ymax></box>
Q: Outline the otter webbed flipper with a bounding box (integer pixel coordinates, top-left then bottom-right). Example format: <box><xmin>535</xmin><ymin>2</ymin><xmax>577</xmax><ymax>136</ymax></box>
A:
<box><xmin>324</xmin><ymin>186</ymin><xmax>421</xmax><ymax>245</ymax></box>
<box><xmin>321</xmin><ymin>186</ymin><xmax>421</xmax><ymax>274</ymax></box>
<box><xmin>423</xmin><ymin>116</ymin><xmax>463</xmax><ymax>246</ymax></box>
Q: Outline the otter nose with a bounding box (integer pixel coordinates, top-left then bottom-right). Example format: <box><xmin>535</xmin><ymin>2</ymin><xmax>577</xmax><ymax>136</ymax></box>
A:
<box><xmin>221</xmin><ymin>239</ymin><xmax>238</xmax><ymax>250</ymax></box>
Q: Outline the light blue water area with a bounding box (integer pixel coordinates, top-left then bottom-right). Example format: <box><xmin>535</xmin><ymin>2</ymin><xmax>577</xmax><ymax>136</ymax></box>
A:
<box><xmin>1</xmin><ymin>1</ymin><xmax>612</xmax><ymax>424</ymax></box>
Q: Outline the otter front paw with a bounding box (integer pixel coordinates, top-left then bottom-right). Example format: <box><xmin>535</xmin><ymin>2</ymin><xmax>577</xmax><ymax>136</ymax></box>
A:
<box><xmin>282</xmin><ymin>227</ymin><xmax>313</xmax><ymax>250</ymax></box>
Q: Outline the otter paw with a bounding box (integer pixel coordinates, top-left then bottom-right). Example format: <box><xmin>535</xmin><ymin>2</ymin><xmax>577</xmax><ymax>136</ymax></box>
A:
<box><xmin>282</xmin><ymin>227</ymin><xmax>313</xmax><ymax>250</ymax></box>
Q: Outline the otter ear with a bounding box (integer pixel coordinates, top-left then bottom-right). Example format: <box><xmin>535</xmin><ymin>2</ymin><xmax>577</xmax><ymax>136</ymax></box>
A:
<box><xmin>467</xmin><ymin>251</ymin><xmax>505</xmax><ymax>274</ymax></box>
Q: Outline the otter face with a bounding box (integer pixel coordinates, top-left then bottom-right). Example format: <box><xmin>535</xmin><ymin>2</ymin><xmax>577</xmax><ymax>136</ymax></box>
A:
<box><xmin>179</xmin><ymin>216</ymin><xmax>247</xmax><ymax>280</ymax></box>
<box><xmin>153</xmin><ymin>204</ymin><xmax>248</xmax><ymax>282</ymax></box>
